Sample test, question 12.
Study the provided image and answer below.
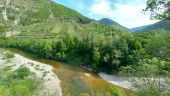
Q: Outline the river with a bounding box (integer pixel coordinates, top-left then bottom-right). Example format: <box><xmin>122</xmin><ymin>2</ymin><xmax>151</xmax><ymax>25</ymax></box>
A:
<box><xmin>8</xmin><ymin>48</ymin><xmax>129</xmax><ymax>96</ymax></box>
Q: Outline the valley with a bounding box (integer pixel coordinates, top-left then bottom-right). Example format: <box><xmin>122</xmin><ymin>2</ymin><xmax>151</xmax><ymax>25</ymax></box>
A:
<box><xmin>4</xmin><ymin>48</ymin><xmax>131</xmax><ymax>96</ymax></box>
<box><xmin>0</xmin><ymin>0</ymin><xmax>170</xmax><ymax>96</ymax></box>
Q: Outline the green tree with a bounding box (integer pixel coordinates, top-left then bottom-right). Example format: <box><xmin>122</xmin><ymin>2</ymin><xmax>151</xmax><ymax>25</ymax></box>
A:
<box><xmin>144</xmin><ymin>0</ymin><xmax>170</xmax><ymax>19</ymax></box>
<box><xmin>43</xmin><ymin>43</ymin><xmax>53</xmax><ymax>58</ymax></box>
<box><xmin>92</xmin><ymin>47</ymin><xmax>100</xmax><ymax>71</ymax></box>
<box><xmin>55</xmin><ymin>41</ymin><xmax>66</xmax><ymax>60</ymax></box>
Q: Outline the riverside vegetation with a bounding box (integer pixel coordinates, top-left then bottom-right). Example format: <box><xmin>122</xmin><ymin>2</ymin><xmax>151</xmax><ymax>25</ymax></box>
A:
<box><xmin>0</xmin><ymin>0</ymin><xmax>170</xmax><ymax>96</ymax></box>
<box><xmin>0</xmin><ymin>50</ymin><xmax>42</xmax><ymax>96</ymax></box>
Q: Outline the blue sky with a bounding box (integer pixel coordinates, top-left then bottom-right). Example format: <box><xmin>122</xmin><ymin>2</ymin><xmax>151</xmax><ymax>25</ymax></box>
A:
<box><xmin>53</xmin><ymin>0</ymin><xmax>159</xmax><ymax>28</ymax></box>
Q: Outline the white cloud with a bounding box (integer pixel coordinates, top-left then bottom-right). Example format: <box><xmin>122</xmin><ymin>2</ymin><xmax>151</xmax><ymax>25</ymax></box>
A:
<box><xmin>89</xmin><ymin>0</ymin><xmax>159</xmax><ymax>28</ymax></box>
<box><xmin>90</xmin><ymin>0</ymin><xmax>113</xmax><ymax>16</ymax></box>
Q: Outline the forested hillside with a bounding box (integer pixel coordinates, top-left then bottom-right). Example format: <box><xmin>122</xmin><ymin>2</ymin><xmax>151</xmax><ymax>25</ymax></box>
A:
<box><xmin>0</xmin><ymin>0</ymin><xmax>131</xmax><ymax>73</ymax></box>
<box><xmin>132</xmin><ymin>19</ymin><xmax>170</xmax><ymax>32</ymax></box>
<box><xmin>0</xmin><ymin>0</ymin><xmax>169</xmax><ymax>75</ymax></box>
<box><xmin>131</xmin><ymin>25</ymin><xmax>150</xmax><ymax>32</ymax></box>
<box><xmin>0</xmin><ymin>0</ymin><xmax>169</xmax><ymax>76</ymax></box>
<box><xmin>142</xmin><ymin>19</ymin><xmax>170</xmax><ymax>31</ymax></box>
<box><xmin>0</xmin><ymin>0</ymin><xmax>170</xmax><ymax>96</ymax></box>
<box><xmin>99</xmin><ymin>18</ymin><xmax>130</xmax><ymax>32</ymax></box>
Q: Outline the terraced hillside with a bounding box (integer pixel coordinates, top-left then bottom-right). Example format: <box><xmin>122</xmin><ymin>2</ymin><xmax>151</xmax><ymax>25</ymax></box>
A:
<box><xmin>0</xmin><ymin>0</ymin><xmax>124</xmax><ymax>40</ymax></box>
<box><xmin>0</xmin><ymin>0</ymin><xmax>170</xmax><ymax>95</ymax></box>
<box><xmin>0</xmin><ymin>0</ymin><xmax>88</xmax><ymax>38</ymax></box>
<box><xmin>0</xmin><ymin>0</ymin><xmax>136</xmax><ymax>74</ymax></box>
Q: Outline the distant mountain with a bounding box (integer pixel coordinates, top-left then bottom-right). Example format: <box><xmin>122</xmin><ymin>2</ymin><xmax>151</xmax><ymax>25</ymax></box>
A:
<box><xmin>99</xmin><ymin>18</ymin><xmax>130</xmax><ymax>32</ymax></box>
<box><xmin>131</xmin><ymin>25</ymin><xmax>150</xmax><ymax>32</ymax></box>
<box><xmin>143</xmin><ymin>19</ymin><xmax>170</xmax><ymax>31</ymax></box>
<box><xmin>131</xmin><ymin>19</ymin><xmax>170</xmax><ymax>32</ymax></box>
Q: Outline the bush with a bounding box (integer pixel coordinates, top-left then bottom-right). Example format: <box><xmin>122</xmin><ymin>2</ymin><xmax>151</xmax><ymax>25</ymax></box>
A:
<box><xmin>109</xmin><ymin>86</ymin><xmax>127</xmax><ymax>96</ymax></box>
<box><xmin>0</xmin><ymin>67</ymin><xmax>41</xmax><ymax>96</ymax></box>
<box><xmin>134</xmin><ymin>82</ymin><xmax>170</xmax><ymax>96</ymax></box>
<box><xmin>5</xmin><ymin>52</ymin><xmax>15</xmax><ymax>59</ymax></box>
<box><xmin>11</xmin><ymin>85</ymin><xmax>31</xmax><ymax>96</ymax></box>
<box><xmin>14</xmin><ymin>67</ymin><xmax>31</xmax><ymax>79</ymax></box>
<box><xmin>0</xmin><ymin>26</ymin><xmax>6</xmax><ymax>33</ymax></box>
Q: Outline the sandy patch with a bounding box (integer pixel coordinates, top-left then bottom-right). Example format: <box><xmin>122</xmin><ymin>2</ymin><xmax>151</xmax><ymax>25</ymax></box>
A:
<box><xmin>84</xmin><ymin>73</ymin><xmax>91</xmax><ymax>77</ymax></box>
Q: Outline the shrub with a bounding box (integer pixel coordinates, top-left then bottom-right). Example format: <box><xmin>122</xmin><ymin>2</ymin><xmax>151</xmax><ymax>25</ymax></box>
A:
<box><xmin>5</xmin><ymin>52</ymin><xmax>15</xmax><ymax>59</ymax></box>
<box><xmin>134</xmin><ymin>83</ymin><xmax>170</xmax><ymax>96</ymax></box>
<box><xmin>14</xmin><ymin>67</ymin><xmax>31</xmax><ymax>79</ymax></box>
<box><xmin>11</xmin><ymin>85</ymin><xmax>31</xmax><ymax>96</ymax></box>
<box><xmin>109</xmin><ymin>86</ymin><xmax>127</xmax><ymax>96</ymax></box>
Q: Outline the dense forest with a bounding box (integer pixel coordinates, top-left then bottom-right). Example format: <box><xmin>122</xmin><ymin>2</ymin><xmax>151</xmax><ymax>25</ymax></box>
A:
<box><xmin>0</xmin><ymin>25</ymin><xmax>170</xmax><ymax>77</ymax></box>
<box><xmin>0</xmin><ymin>0</ymin><xmax>170</xmax><ymax>96</ymax></box>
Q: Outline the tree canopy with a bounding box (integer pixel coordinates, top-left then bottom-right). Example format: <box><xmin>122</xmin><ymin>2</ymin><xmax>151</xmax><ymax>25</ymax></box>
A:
<box><xmin>145</xmin><ymin>0</ymin><xmax>170</xmax><ymax>19</ymax></box>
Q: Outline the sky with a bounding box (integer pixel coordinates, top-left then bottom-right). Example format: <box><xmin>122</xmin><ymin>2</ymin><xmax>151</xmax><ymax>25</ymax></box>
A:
<box><xmin>52</xmin><ymin>0</ymin><xmax>160</xmax><ymax>28</ymax></box>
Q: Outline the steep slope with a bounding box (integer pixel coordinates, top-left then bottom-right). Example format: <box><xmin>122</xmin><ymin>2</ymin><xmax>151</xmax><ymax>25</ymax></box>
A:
<box><xmin>132</xmin><ymin>19</ymin><xmax>170</xmax><ymax>32</ymax></box>
<box><xmin>0</xmin><ymin>0</ymin><xmax>93</xmax><ymax>38</ymax></box>
<box><xmin>131</xmin><ymin>25</ymin><xmax>150</xmax><ymax>32</ymax></box>
<box><xmin>0</xmin><ymin>1</ymin><xmax>132</xmax><ymax>94</ymax></box>
<box><xmin>0</xmin><ymin>0</ymin><xmax>125</xmax><ymax>39</ymax></box>
<box><xmin>0</xmin><ymin>0</ymin><xmax>87</xmax><ymax>26</ymax></box>
<box><xmin>143</xmin><ymin>19</ymin><xmax>170</xmax><ymax>31</ymax></box>
<box><xmin>99</xmin><ymin>18</ymin><xmax>130</xmax><ymax>32</ymax></box>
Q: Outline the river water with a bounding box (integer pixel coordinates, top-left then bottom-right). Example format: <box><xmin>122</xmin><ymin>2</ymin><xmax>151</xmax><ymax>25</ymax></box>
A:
<box><xmin>8</xmin><ymin>48</ymin><xmax>129</xmax><ymax>96</ymax></box>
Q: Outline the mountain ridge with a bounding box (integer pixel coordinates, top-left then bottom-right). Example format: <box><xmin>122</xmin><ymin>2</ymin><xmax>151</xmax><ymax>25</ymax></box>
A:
<box><xmin>131</xmin><ymin>25</ymin><xmax>150</xmax><ymax>32</ymax></box>
<box><xmin>99</xmin><ymin>18</ymin><xmax>130</xmax><ymax>32</ymax></box>
<box><xmin>131</xmin><ymin>19</ymin><xmax>170</xmax><ymax>32</ymax></box>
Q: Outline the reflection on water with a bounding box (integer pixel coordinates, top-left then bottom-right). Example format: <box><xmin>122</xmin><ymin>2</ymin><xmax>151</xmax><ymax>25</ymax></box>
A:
<box><xmin>8</xmin><ymin>48</ymin><xmax>128</xmax><ymax>95</ymax></box>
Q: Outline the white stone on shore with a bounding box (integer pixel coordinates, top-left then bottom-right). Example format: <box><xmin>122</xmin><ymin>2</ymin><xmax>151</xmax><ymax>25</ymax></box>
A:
<box><xmin>99</xmin><ymin>73</ymin><xmax>132</xmax><ymax>89</ymax></box>
<box><xmin>0</xmin><ymin>50</ymin><xmax>62</xmax><ymax>96</ymax></box>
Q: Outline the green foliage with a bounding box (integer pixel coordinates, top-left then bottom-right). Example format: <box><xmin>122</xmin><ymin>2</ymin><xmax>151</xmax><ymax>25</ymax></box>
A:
<box><xmin>0</xmin><ymin>86</ymin><xmax>10</xmax><ymax>96</ymax></box>
<box><xmin>92</xmin><ymin>47</ymin><xmax>100</xmax><ymax>71</ymax></box>
<box><xmin>0</xmin><ymin>26</ymin><xmax>6</xmax><ymax>33</ymax></box>
<box><xmin>0</xmin><ymin>28</ymin><xmax>170</xmax><ymax>76</ymax></box>
<box><xmin>14</xmin><ymin>67</ymin><xmax>31</xmax><ymax>79</ymax></box>
<box><xmin>11</xmin><ymin>85</ymin><xmax>31</xmax><ymax>96</ymax></box>
<box><xmin>0</xmin><ymin>67</ymin><xmax>41</xmax><ymax>96</ymax></box>
<box><xmin>145</xmin><ymin>0</ymin><xmax>170</xmax><ymax>19</ymax></box>
<box><xmin>50</xmin><ymin>2</ymin><xmax>85</xmax><ymax>19</ymax></box>
<box><xmin>0</xmin><ymin>0</ymin><xmax>170</xmax><ymax>95</ymax></box>
<box><xmin>136</xmin><ymin>20</ymin><xmax>170</xmax><ymax>32</ymax></box>
<box><xmin>119</xmin><ymin>57</ymin><xmax>170</xmax><ymax>77</ymax></box>
<box><xmin>0</xmin><ymin>0</ymin><xmax>169</xmax><ymax>77</ymax></box>
<box><xmin>109</xmin><ymin>86</ymin><xmax>127</xmax><ymax>96</ymax></box>
<box><xmin>99</xmin><ymin>18</ymin><xmax>130</xmax><ymax>32</ymax></box>
<box><xmin>8</xmin><ymin>15</ymin><xmax>16</xmax><ymax>21</ymax></box>
<box><xmin>134</xmin><ymin>81</ymin><xmax>170</xmax><ymax>96</ymax></box>
<box><xmin>4</xmin><ymin>52</ymin><xmax>15</xmax><ymax>59</ymax></box>
<box><xmin>79</xmin><ymin>86</ymin><xmax>128</xmax><ymax>96</ymax></box>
